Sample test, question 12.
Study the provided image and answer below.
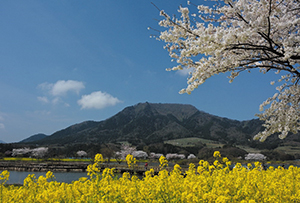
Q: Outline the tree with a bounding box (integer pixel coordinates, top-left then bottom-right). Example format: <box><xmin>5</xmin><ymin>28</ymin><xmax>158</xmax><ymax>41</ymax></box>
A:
<box><xmin>31</xmin><ymin>147</ymin><xmax>48</xmax><ymax>158</ymax></box>
<box><xmin>155</xmin><ymin>0</ymin><xmax>300</xmax><ymax>141</ymax></box>
<box><xmin>132</xmin><ymin>150</ymin><xmax>149</xmax><ymax>159</ymax></box>
<box><xmin>245</xmin><ymin>153</ymin><xmax>267</xmax><ymax>161</ymax></box>
<box><xmin>76</xmin><ymin>150</ymin><xmax>87</xmax><ymax>158</ymax></box>
<box><xmin>115</xmin><ymin>143</ymin><xmax>136</xmax><ymax>160</ymax></box>
<box><xmin>12</xmin><ymin>147</ymin><xmax>48</xmax><ymax>158</ymax></box>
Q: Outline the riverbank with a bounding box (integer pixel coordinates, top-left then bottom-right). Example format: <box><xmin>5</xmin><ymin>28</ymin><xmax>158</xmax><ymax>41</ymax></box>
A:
<box><xmin>0</xmin><ymin>160</ymin><xmax>165</xmax><ymax>177</ymax></box>
<box><xmin>0</xmin><ymin>160</ymin><xmax>90</xmax><ymax>172</ymax></box>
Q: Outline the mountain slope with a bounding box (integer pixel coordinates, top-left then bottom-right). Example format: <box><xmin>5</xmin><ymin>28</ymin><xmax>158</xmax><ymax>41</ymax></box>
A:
<box><xmin>19</xmin><ymin>133</ymin><xmax>48</xmax><ymax>143</ymax></box>
<box><xmin>31</xmin><ymin>102</ymin><xmax>268</xmax><ymax>146</ymax></box>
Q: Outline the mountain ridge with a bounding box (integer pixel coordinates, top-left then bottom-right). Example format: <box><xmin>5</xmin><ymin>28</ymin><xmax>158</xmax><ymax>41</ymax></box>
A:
<box><xmin>23</xmin><ymin>102</ymin><xmax>268</xmax><ymax>147</ymax></box>
<box><xmin>19</xmin><ymin>133</ymin><xmax>48</xmax><ymax>143</ymax></box>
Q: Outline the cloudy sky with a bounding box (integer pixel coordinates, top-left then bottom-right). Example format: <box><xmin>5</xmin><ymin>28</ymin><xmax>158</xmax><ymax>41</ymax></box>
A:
<box><xmin>0</xmin><ymin>0</ymin><xmax>280</xmax><ymax>143</ymax></box>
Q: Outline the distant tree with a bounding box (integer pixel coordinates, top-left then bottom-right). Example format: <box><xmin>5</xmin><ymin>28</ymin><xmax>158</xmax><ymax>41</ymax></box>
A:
<box><xmin>166</xmin><ymin>153</ymin><xmax>185</xmax><ymax>160</ymax></box>
<box><xmin>115</xmin><ymin>143</ymin><xmax>136</xmax><ymax>160</ymax></box>
<box><xmin>261</xmin><ymin>150</ymin><xmax>295</xmax><ymax>161</ymax></box>
<box><xmin>12</xmin><ymin>148</ymin><xmax>31</xmax><ymax>157</ymax></box>
<box><xmin>76</xmin><ymin>150</ymin><xmax>87</xmax><ymax>158</ymax></box>
<box><xmin>100</xmin><ymin>147</ymin><xmax>115</xmax><ymax>162</ymax></box>
<box><xmin>149</xmin><ymin>152</ymin><xmax>164</xmax><ymax>159</ymax></box>
<box><xmin>31</xmin><ymin>147</ymin><xmax>48</xmax><ymax>158</ymax></box>
<box><xmin>187</xmin><ymin>154</ymin><xmax>197</xmax><ymax>159</ymax></box>
<box><xmin>155</xmin><ymin>0</ymin><xmax>300</xmax><ymax>141</ymax></box>
<box><xmin>132</xmin><ymin>150</ymin><xmax>148</xmax><ymax>159</ymax></box>
<box><xmin>245</xmin><ymin>153</ymin><xmax>267</xmax><ymax>161</ymax></box>
<box><xmin>4</xmin><ymin>150</ymin><xmax>12</xmax><ymax>157</ymax></box>
<box><xmin>12</xmin><ymin>147</ymin><xmax>48</xmax><ymax>158</ymax></box>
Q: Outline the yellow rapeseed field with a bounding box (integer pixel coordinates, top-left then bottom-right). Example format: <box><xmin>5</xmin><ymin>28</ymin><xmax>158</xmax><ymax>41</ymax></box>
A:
<box><xmin>0</xmin><ymin>152</ymin><xmax>300</xmax><ymax>202</ymax></box>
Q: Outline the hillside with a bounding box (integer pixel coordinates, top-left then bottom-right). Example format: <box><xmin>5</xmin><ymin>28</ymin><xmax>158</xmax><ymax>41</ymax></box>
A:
<box><xmin>12</xmin><ymin>102</ymin><xmax>300</xmax><ymax>160</ymax></box>
<box><xmin>26</xmin><ymin>102</ymin><xmax>268</xmax><ymax>146</ymax></box>
<box><xmin>19</xmin><ymin>133</ymin><xmax>48</xmax><ymax>143</ymax></box>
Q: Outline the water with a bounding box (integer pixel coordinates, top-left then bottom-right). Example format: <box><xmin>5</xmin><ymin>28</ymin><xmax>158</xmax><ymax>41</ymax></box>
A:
<box><xmin>4</xmin><ymin>163</ymin><xmax>297</xmax><ymax>185</ymax></box>
<box><xmin>6</xmin><ymin>171</ymin><xmax>88</xmax><ymax>185</ymax></box>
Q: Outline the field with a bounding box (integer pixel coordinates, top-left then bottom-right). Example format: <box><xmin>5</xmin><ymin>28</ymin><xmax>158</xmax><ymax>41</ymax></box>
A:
<box><xmin>2</xmin><ymin>157</ymin><xmax>92</xmax><ymax>162</ymax></box>
<box><xmin>0</xmin><ymin>152</ymin><xmax>300</xmax><ymax>202</ymax></box>
<box><xmin>164</xmin><ymin>137</ymin><xmax>300</xmax><ymax>156</ymax></box>
<box><xmin>274</xmin><ymin>146</ymin><xmax>300</xmax><ymax>155</ymax></box>
<box><xmin>164</xmin><ymin>137</ymin><xmax>225</xmax><ymax>148</ymax></box>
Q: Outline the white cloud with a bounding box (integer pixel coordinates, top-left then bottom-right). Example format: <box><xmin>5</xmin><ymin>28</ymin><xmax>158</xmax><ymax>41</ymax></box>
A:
<box><xmin>50</xmin><ymin>97</ymin><xmax>70</xmax><ymax>107</ymax></box>
<box><xmin>176</xmin><ymin>68</ymin><xmax>193</xmax><ymax>76</ymax></box>
<box><xmin>37</xmin><ymin>96</ymin><xmax>49</xmax><ymax>103</ymax></box>
<box><xmin>78</xmin><ymin>91</ymin><xmax>122</xmax><ymax>109</ymax></box>
<box><xmin>52</xmin><ymin>97</ymin><xmax>60</xmax><ymax>105</ymax></box>
<box><xmin>37</xmin><ymin>80</ymin><xmax>85</xmax><ymax>107</ymax></box>
<box><xmin>51</xmin><ymin>80</ymin><xmax>85</xmax><ymax>96</ymax></box>
<box><xmin>38</xmin><ymin>80</ymin><xmax>85</xmax><ymax>96</ymax></box>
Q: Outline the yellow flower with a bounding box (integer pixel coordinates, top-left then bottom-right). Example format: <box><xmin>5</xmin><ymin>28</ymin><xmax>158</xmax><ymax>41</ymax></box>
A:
<box><xmin>214</xmin><ymin>160</ymin><xmax>219</xmax><ymax>166</ymax></box>
<box><xmin>213</xmin><ymin>151</ymin><xmax>221</xmax><ymax>158</ymax></box>
<box><xmin>199</xmin><ymin>160</ymin><xmax>205</xmax><ymax>166</ymax></box>
<box><xmin>222</xmin><ymin>157</ymin><xmax>229</xmax><ymax>163</ymax></box>
<box><xmin>0</xmin><ymin>170</ymin><xmax>9</xmax><ymax>184</ymax></box>
<box><xmin>203</xmin><ymin>161</ymin><xmax>210</xmax><ymax>169</ymax></box>
<box><xmin>174</xmin><ymin>164</ymin><xmax>181</xmax><ymax>172</ymax></box>
<box><xmin>2</xmin><ymin>152</ymin><xmax>300</xmax><ymax>202</ymax></box>
<box><xmin>126</xmin><ymin>154</ymin><xmax>134</xmax><ymax>168</ymax></box>
<box><xmin>46</xmin><ymin>171</ymin><xmax>55</xmax><ymax>180</ymax></box>
<box><xmin>159</xmin><ymin>155</ymin><xmax>168</xmax><ymax>168</ymax></box>
<box><xmin>94</xmin><ymin>153</ymin><xmax>104</xmax><ymax>163</ymax></box>
<box><xmin>247</xmin><ymin>163</ymin><xmax>253</xmax><ymax>170</ymax></box>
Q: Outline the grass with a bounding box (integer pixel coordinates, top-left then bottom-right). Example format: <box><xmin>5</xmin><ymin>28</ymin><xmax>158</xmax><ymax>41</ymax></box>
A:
<box><xmin>235</xmin><ymin>145</ymin><xmax>262</xmax><ymax>153</ymax></box>
<box><xmin>164</xmin><ymin>137</ymin><xmax>224</xmax><ymax>148</ymax></box>
<box><xmin>164</xmin><ymin>137</ymin><xmax>265</xmax><ymax>154</ymax></box>
<box><xmin>1</xmin><ymin>157</ymin><xmax>128</xmax><ymax>163</ymax></box>
<box><xmin>3</xmin><ymin>157</ymin><xmax>41</xmax><ymax>161</ymax></box>
<box><xmin>274</xmin><ymin>146</ymin><xmax>300</xmax><ymax>155</ymax></box>
<box><xmin>2</xmin><ymin>157</ymin><xmax>92</xmax><ymax>162</ymax></box>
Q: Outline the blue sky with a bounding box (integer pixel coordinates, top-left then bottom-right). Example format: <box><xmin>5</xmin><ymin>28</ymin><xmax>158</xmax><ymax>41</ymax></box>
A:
<box><xmin>0</xmin><ymin>0</ymin><xmax>280</xmax><ymax>143</ymax></box>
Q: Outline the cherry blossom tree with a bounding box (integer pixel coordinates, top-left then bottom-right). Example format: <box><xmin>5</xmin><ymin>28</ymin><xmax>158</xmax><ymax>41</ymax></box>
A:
<box><xmin>76</xmin><ymin>150</ymin><xmax>87</xmax><ymax>158</ymax></box>
<box><xmin>12</xmin><ymin>147</ymin><xmax>48</xmax><ymax>158</ymax></box>
<box><xmin>31</xmin><ymin>147</ymin><xmax>48</xmax><ymax>158</ymax></box>
<box><xmin>166</xmin><ymin>153</ymin><xmax>186</xmax><ymax>160</ymax></box>
<box><xmin>149</xmin><ymin>152</ymin><xmax>164</xmax><ymax>159</ymax></box>
<box><xmin>12</xmin><ymin>148</ymin><xmax>31</xmax><ymax>157</ymax></box>
<box><xmin>245</xmin><ymin>153</ymin><xmax>267</xmax><ymax>161</ymax></box>
<box><xmin>115</xmin><ymin>143</ymin><xmax>136</xmax><ymax>160</ymax></box>
<box><xmin>155</xmin><ymin>0</ymin><xmax>300</xmax><ymax>141</ymax></box>
<box><xmin>132</xmin><ymin>150</ymin><xmax>149</xmax><ymax>159</ymax></box>
<box><xmin>187</xmin><ymin>154</ymin><xmax>197</xmax><ymax>159</ymax></box>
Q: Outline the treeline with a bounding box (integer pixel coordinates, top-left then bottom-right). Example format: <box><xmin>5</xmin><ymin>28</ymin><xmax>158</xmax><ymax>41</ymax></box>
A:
<box><xmin>0</xmin><ymin>141</ymin><xmax>296</xmax><ymax>162</ymax></box>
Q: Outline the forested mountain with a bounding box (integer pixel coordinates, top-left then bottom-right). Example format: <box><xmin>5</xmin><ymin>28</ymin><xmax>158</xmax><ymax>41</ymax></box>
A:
<box><xmin>25</xmin><ymin>102</ymin><xmax>267</xmax><ymax>146</ymax></box>
<box><xmin>19</xmin><ymin>133</ymin><xmax>48</xmax><ymax>143</ymax></box>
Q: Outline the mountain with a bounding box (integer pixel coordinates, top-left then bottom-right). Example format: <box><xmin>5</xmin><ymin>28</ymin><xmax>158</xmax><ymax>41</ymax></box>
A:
<box><xmin>29</xmin><ymin>102</ymin><xmax>268</xmax><ymax>146</ymax></box>
<box><xmin>19</xmin><ymin>133</ymin><xmax>48</xmax><ymax>143</ymax></box>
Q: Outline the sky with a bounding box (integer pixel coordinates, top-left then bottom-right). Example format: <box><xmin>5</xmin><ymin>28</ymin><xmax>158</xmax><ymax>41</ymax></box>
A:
<box><xmin>0</xmin><ymin>0</ymin><xmax>281</xmax><ymax>143</ymax></box>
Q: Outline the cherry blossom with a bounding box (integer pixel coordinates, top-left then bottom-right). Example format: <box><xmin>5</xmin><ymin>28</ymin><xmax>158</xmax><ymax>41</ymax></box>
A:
<box><xmin>31</xmin><ymin>147</ymin><xmax>48</xmax><ymax>158</ymax></box>
<box><xmin>115</xmin><ymin>143</ymin><xmax>136</xmax><ymax>160</ymax></box>
<box><xmin>157</xmin><ymin>0</ymin><xmax>300</xmax><ymax>141</ymax></box>
<box><xmin>76</xmin><ymin>150</ymin><xmax>87</xmax><ymax>157</ymax></box>
<box><xmin>166</xmin><ymin>153</ymin><xmax>186</xmax><ymax>160</ymax></box>
<box><xmin>12</xmin><ymin>147</ymin><xmax>48</xmax><ymax>158</ymax></box>
<box><xmin>132</xmin><ymin>150</ymin><xmax>148</xmax><ymax>159</ymax></box>
<box><xmin>187</xmin><ymin>154</ymin><xmax>197</xmax><ymax>159</ymax></box>
<box><xmin>245</xmin><ymin>153</ymin><xmax>267</xmax><ymax>161</ymax></box>
<box><xmin>149</xmin><ymin>152</ymin><xmax>164</xmax><ymax>159</ymax></box>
